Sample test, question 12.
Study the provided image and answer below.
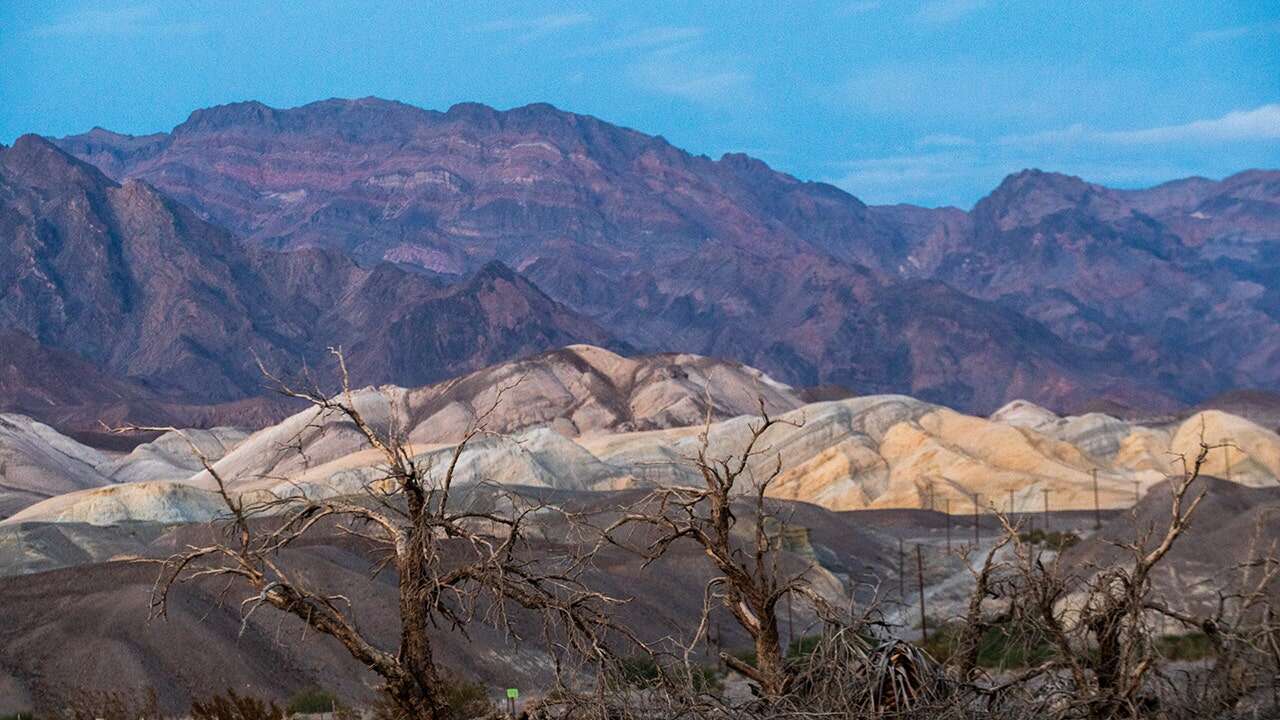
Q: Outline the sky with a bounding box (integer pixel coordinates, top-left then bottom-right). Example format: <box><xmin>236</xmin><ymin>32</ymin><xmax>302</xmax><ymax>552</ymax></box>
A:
<box><xmin>1</xmin><ymin>1</ymin><xmax>1278</xmax><ymax>207</ymax></box>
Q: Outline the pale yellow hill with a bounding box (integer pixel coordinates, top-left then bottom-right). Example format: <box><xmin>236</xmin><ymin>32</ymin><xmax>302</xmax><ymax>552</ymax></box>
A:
<box><xmin>1170</xmin><ymin>410</ymin><xmax>1280</xmax><ymax>486</ymax></box>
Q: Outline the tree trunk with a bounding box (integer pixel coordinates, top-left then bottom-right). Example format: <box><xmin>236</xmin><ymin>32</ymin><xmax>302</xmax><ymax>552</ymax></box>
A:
<box><xmin>753</xmin><ymin>612</ymin><xmax>790</xmax><ymax>698</ymax></box>
<box><xmin>393</xmin><ymin>531</ymin><xmax>447</xmax><ymax>719</ymax></box>
<box><xmin>1089</xmin><ymin>611</ymin><xmax>1125</xmax><ymax>720</ymax></box>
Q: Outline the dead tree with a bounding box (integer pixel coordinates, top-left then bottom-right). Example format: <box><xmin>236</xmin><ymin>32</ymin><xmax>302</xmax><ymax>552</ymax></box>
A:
<box><xmin>1146</xmin><ymin>510</ymin><xmax>1280</xmax><ymax>717</ymax></box>
<box><xmin>601</xmin><ymin>401</ymin><xmax>836</xmax><ymax>700</ymax></box>
<box><xmin>129</xmin><ymin>350</ymin><xmax>625</xmax><ymax>720</ymax></box>
<box><xmin>973</xmin><ymin>436</ymin><xmax>1239</xmax><ymax>719</ymax></box>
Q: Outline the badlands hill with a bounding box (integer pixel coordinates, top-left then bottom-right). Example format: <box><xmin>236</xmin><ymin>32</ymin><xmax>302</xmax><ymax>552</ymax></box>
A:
<box><xmin>4</xmin><ymin>346</ymin><xmax>1279</xmax><ymax>529</ymax></box>
<box><xmin>0</xmin><ymin>414</ymin><xmax>112</xmax><ymax>518</ymax></box>
<box><xmin>0</xmin><ymin>416</ymin><xmax>244</xmax><ymax>520</ymax></box>
<box><xmin>0</xmin><ymin>346</ymin><xmax>802</xmax><ymax>521</ymax></box>
<box><xmin>1058</xmin><ymin>476</ymin><xmax>1280</xmax><ymax>619</ymax></box>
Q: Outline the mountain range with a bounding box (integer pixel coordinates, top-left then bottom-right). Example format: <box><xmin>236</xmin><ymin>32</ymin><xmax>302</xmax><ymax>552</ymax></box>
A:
<box><xmin>0</xmin><ymin>97</ymin><xmax>1276</xmax><ymax>423</ymax></box>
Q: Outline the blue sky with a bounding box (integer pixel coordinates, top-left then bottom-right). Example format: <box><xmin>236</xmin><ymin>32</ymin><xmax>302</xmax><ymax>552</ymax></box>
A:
<box><xmin>2</xmin><ymin>1</ymin><xmax>1277</xmax><ymax>207</ymax></box>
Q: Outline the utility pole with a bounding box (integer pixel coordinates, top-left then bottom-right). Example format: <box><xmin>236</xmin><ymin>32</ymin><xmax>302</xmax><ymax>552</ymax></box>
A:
<box><xmin>898</xmin><ymin>537</ymin><xmax>905</xmax><ymax>598</ymax></box>
<box><xmin>1225</xmin><ymin>444</ymin><xmax>1232</xmax><ymax>482</ymax></box>
<box><xmin>1042</xmin><ymin>488</ymin><xmax>1050</xmax><ymax>534</ymax></box>
<box><xmin>915</xmin><ymin>544</ymin><xmax>928</xmax><ymax>643</ymax></box>
<box><xmin>1092</xmin><ymin>468</ymin><xmax>1101</xmax><ymax>530</ymax></box>
<box><xmin>944</xmin><ymin>498</ymin><xmax>951</xmax><ymax>552</ymax></box>
<box><xmin>1008</xmin><ymin>488</ymin><xmax>1015</xmax><ymax>516</ymax></box>
<box><xmin>1133</xmin><ymin>480</ymin><xmax>1141</xmax><ymax>505</ymax></box>
<box><xmin>973</xmin><ymin>493</ymin><xmax>981</xmax><ymax>547</ymax></box>
<box><xmin>787</xmin><ymin>589</ymin><xmax>794</xmax><ymax>650</ymax></box>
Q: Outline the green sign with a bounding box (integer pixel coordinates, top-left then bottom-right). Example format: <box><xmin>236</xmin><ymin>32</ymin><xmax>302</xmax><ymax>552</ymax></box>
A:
<box><xmin>506</xmin><ymin>688</ymin><xmax>519</xmax><ymax>700</ymax></box>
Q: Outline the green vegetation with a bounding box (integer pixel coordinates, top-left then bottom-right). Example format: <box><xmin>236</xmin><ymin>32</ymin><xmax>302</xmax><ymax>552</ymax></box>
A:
<box><xmin>728</xmin><ymin>646</ymin><xmax>757</xmax><ymax>668</ymax></box>
<box><xmin>436</xmin><ymin>678</ymin><xmax>491</xmax><ymax>720</ymax></box>
<box><xmin>617</xmin><ymin>654</ymin><xmax>664</xmax><ymax>685</ymax></box>
<box><xmin>1018</xmin><ymin>528</ymin><xmax>1080</xmax><ymax>551</ymax></box>
<box><xmin>191</xmin><ymin>690</ymin><xmax>285</xmax><ymax>720</ymax></box>
<box><xmin>615</xmin><ymin>655</ymin><xmax>720</xmax><ymax>692</ymax></box>
<box><xmin>285</xmin><ymin>689</ymin><xmax>339</xmax><ymax>715</ymax></box>
<box><xmin>922</xmin><ymin>623</ymin><xmax>1054</xmax><ymax>670</ymax></box>
<box><xmin>920</xmin><ymin>625</ymin><xmax>1217</xmax><ymax>670</ymax></box>
<box><xmin>786</xmin><ymin>635</ymin><xmax>823</xmax><ymax>659</ymax></box>
<box><xmin>731</xmin><ymin>635</ymin><xmax>829</xmax><ymax>666</ymax></box>
<box><xmin>369</xmin><ymin>678</ymin><xmax>489</xmax><ymax>720</ymax></box>
<box><xmin>1158</xmin><ymin>632</ymin><xmax>1216</xmax><ymax>661</ymax></box>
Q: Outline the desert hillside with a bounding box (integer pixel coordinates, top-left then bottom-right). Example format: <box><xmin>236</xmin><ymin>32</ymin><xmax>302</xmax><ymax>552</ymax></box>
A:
<box><xmin>4</xmin><ymin>346</ymin><xmax>1275</xmax><ymax>529</ymax></box>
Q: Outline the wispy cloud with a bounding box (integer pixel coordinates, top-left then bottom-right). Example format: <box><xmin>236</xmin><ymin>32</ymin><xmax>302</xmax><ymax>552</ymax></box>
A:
<box><xmin>914</xmin><ymin>0</ymin><xmax>986</xmax><ymax>24</ymax></box>
<box><xmin>629</xmin><ymin>54</ymin><xmax>753</xmax><ymax>106</ymax></box>
<box><xmin>478</xmin><ymin>12</ymin><xmax>592</xmax><ymax>40</ymax></box>
<box><xmin>571</xmin><ymin>25</ymin><xmax>703</xmax><ymax>57</ymax></box>
<box><xmin>1000</xmin><ymin>104</ymin><xmax>1280</xmax><ymax>146</ymax></box>
<box><xmin>837</xmin><ymin>1</ymin><xmax>883</xmax><ymax>17</ymax></box>
<box><xmin>916</xmin><ymin>133</ymin><xmax>977</xmax><ymax>149</ymax></box>
<box><xmin>830</xmin><ymin>107</ymin><xmax>1278</xmax><ymax>205</ymax></box>
<box><xmin>836</xmin><ymin>59</ymin><xmax>1107</xmax><ymax>123</ymax></box>
<box><xmin>29</xmin><ymin>5</ymin><xmax>206</xmax><ymax>38</ymax></box>
<box><xmin>833</xmin><ymin>152</ymin><xmax>974</xmax><ymax>204</ymax></box>
<box><xmin>830</xmin><ymin>148</ymin><xmax>1202</xmax><ymax>207</ymax></box>
<box><xmin>593</xmin><ymin>24</ymin><xmax>753</xmax><ymax>108</ymax></box>
<box><xmin>1190</xmin><ymin>20</ymin><xmax>1280</xmax><ymax>45</ymax></box>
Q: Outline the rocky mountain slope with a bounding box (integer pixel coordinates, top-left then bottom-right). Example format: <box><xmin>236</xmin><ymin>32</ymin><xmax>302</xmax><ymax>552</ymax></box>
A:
<box><xmin>0</xmin><ymin>330</ymin><xmax>303</xmax><ymax>439</ymax></box>
<box><xmin>925</xmin><ymin>169</ymin><xmax>1280</xmax><ymax>403</ymax></box>
<box><xmin>0</xmin><ymin>135</ymin><xmax>620</xmax><ymax>406</ymax></box>
<box><xmin>52</xmin><ymin>98</ymin><xmax>1280</xmax><ymax>412</ymax></box>
<box><xmin>1195</xmin><ymin>389</ymin><xmax>1280</xmax><ymax>431</ymax></box>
